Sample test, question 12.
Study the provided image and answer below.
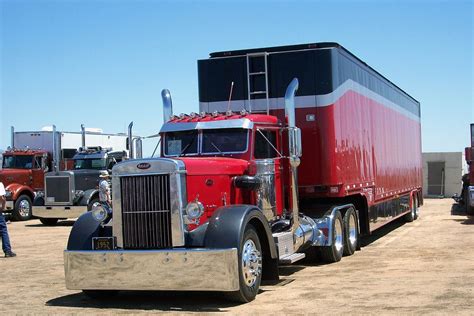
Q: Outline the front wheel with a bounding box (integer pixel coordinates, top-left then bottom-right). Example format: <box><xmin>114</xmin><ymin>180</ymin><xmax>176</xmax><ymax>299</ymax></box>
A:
<box><xmin>226</xmin><ymin>224</ymin><xmax>262</xmax><ymax>303</ymax></box>
<box><xmin>12</xmin><ymin>195</ymin><xmax>32</xmax><ymax>221</ymax></box>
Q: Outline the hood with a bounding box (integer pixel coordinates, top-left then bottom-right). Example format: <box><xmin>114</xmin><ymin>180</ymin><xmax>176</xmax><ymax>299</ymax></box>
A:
<box><xmin>0</xmin><ymin>168</ymin><xmax>30</xmax><ymax>186</ymax></box>
<box><xmin>177</xmin><ymin>157</ymin><xmax>248</xmax><ymax>176</ymax></box>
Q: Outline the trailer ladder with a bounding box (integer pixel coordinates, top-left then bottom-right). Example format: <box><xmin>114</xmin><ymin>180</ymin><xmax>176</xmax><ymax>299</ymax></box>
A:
<box><xmin>246</xmin><ymin>52</ymin><xmax>270</xmax><ymax>114</ymax></box>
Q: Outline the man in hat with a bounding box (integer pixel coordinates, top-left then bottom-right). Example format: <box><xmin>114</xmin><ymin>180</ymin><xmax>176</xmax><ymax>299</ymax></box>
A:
<box><xmin>98</xmin><ymin>171</ymin><xmax>111</xmax><ymax>209</ymax></box>
<box><xmin>0</xmin><ymin>181</ymin><xmax>16</xmax><ymax>257</ymax></box>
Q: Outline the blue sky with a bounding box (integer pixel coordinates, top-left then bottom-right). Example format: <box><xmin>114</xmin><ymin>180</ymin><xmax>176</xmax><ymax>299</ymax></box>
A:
<box><xmin>1</xmin><ymin>0</ymin><xmax>472</xmax><ymax>156</ymax></box>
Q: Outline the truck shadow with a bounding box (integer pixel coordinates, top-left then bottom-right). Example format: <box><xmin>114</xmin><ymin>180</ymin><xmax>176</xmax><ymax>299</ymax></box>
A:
<box><xmin>360</xmin><ymin>217</ymin><xmax>406</xmax><ymax>247</ymax></box>
<box><xmin>26</xmin><ymin>220</ymin><xmax>75</xmax><ymax>227</ymax></box>
<box><xmin>450</xmin><ymin>203</ymin><xmax>466</xmax><ymax>216</ymax></box>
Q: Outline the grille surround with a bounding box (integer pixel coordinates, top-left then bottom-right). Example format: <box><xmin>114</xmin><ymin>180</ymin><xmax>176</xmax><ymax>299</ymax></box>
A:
<box><xmin>45</xmin><ymin>173</ymin><xmax>74</xmax><ymax>205</ymax></box>
<box><xmin>112</xmin><ymin>158</ymin><xmax>187</xmax><ymax>249</ymax></box>
<box><xmin>120</xmin><ymin>175</ymin><xmax>172</xmax><ymax>249</ymax></box>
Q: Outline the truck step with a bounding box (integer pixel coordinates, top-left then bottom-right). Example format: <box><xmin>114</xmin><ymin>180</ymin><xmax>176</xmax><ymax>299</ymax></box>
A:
<box><xmin>279</xmin><ymin>252</ymin><xmax>306</xmax><ymax>265</ymax></box>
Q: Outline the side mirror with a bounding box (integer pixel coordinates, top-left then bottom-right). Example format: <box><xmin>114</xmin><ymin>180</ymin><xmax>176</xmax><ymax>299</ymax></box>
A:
<box><xmin>288</xmin><ymin>127</ymin><xmax>302</xmax><ymax>158</ymax></box>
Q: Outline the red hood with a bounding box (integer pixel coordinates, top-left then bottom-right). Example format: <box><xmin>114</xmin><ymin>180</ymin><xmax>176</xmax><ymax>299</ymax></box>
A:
<box><xmin>0</xmin><ymin>168</ymin><xmax>30</xmax><ymax>187</ymax></box>
<box><xmin>177</xmin><ymin>157</ymin><xmax>249</xmax><ymax>176</ymax></box>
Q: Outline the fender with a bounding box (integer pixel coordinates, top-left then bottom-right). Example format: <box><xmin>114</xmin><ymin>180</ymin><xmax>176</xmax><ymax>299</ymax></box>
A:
<box><xmin>5</xmin><ymin>183</ymin><xmax>34</xmax><ymax>201</ymax></box>
<box><xmin>204</xmin><ymin>205</ymin><xmax>278</xmax><ymax>259</ymax></box>
<box><xmin>66</xmin><ymin>212</ymin><xmax>103</xmax><ymax>250</ymax></box>
<box><xmin>78</xmin><ymin>189</ymin><xmax>99</xmax><ymax>206</ymax></box>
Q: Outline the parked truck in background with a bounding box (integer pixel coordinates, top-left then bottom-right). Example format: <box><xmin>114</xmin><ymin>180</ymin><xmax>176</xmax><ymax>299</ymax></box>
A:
<box><xmin>32</xmin><ymin>123</ymin><xmax>140</xmax><ymax>225</ymax></box>
<box><xmin>459</xmin><ymin>124</ymin><xmax>474</xmax><ymax>215</ymax></box>
<box><xmin>64</xmin><ymin>43</ymin><xmax>422</xmax><ymax>302</ymax></box>
<box><xmin>0</xmin><ymin>125</ymin><xmax>128</xmax><ymax>221</ymax></box>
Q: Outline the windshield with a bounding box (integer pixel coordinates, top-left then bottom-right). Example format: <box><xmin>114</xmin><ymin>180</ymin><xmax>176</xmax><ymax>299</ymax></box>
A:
<box><xmin>74</xmin><ymin>158</ymin><xmax>107</xmax><ymax>170</ymax></box>
<box><xmin>164</xmin><ymin>130</ymin><xmax>199</xmax><ymax>156</ymax></box>
<box><xmin>164</xmin><ymin>128</ymin><xmax>248</xmax><ymax>156</ymax></box>
<box><xmin>2</xmin><ymin>155</ymin><xmax>34</xmax><ymax>169</ymax></box>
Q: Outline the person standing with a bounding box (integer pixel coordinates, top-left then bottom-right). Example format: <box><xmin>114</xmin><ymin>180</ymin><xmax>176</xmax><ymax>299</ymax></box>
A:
<box><xmin>98</xmin><ymin>171</ymin><xmax>111</xmax><ymax>209</ymax></box>
<box><xmin>0</xmin><ymin>181</ymin><xmax>16</xmax><ymax>258</ymax></box>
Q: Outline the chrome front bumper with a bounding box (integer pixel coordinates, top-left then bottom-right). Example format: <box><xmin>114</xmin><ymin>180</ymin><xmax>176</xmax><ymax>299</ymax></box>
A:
<box><xmin>33</xmin><ymin>206</ymin><xmax>87</xmax><ymax>219</ymax></box>
<box><xmin>64</xmin><ymin>248</ymin><xmax>239</xmax><ymax>291</ymax></box>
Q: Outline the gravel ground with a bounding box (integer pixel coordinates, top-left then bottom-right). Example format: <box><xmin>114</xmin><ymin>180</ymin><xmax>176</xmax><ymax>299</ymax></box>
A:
<box><xmin>0</xmin><ymin>198</ymin><xmax>473</xmax><ymax>315</ymax></box>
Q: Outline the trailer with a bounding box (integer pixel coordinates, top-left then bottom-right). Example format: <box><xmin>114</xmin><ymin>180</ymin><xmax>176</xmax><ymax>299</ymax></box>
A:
<box><xmin>0</xmin><ymin>125</ymin><xmax>129</xmax><ymax>220</ymax></box>
<box><xmin>64</xmin><ymin>43</ymin><xmax>422</xmax><ymax>302</ymax></box>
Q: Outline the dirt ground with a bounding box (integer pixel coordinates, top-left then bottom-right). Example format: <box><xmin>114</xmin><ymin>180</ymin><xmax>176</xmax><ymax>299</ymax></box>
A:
<box><xmin>1</xmin><ymin>198</ymin><xmax>473</xmax><ymax>315</ymax></box>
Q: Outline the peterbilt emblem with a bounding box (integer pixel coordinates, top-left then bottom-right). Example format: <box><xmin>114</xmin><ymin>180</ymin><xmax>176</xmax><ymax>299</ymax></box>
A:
<box><xmin>137</xmin><ymin>162</ymin><xmax>151</xmax><ymax>170</ymax></box>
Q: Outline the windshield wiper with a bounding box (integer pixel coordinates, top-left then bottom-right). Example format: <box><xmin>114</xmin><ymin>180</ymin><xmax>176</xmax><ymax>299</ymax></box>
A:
<box><xmin>203</xmin><ymin>134</ymin><xmax>223</xmax><ymax>155</ymax></box>
<box><xmin>179</xmin><ymin>136</ymin><xmax>197</xmax><ymax>157</ymax></box>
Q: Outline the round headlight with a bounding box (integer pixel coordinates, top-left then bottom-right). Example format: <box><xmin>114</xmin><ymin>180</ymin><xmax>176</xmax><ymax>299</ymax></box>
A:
<box><xmin>91</xmin><ymin>204</ymin><xmax>108</xmax><ymax>222</ymax></box>
<box><xmin>185</xmin><ymin>201</ymin><xmax>204</xmax><ymax>219</ymax></box>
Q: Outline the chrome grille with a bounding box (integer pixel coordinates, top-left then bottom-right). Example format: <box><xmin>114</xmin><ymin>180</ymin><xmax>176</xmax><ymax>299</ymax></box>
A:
<box><xmin>120</xmin><ymin>174</ymin><xmax>172</xmax><ymax>249</ymax></box>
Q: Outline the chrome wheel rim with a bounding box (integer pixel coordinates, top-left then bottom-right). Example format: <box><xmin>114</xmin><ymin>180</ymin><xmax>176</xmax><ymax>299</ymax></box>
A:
<box><xmin>18</xmin><ymin>199</ymin><xmax>31</xmax><ymax>217</ymax></box>
<box><xmin>411</xmin><ymin>198</ymin><xmax>416</xmax><ymax>218</ymax></box>
<box><xmin>413</xmin><ymin>197</ymin><xmax>418</xmax><ymax>217</ymax></box>
<box><xmin>241</xmin><ymin>239</ymin><xmax>262</xmax><ymax>287</ymax></box>
<box><xmin>348</xmin><ymin>212</ymin><xmax>357</xmax><ymax>247</ymax></box>
<box><xmin>334</xmin><ymin>217</ymin><xmax>343</xmax><ymax>253</ymax></box>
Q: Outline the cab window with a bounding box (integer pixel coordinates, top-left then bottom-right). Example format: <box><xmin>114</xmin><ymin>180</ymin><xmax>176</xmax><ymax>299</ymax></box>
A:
<box><xmin>254</xmin><ymin>130</ymin><xmax>278</xmax><ymax>159</ymax></box>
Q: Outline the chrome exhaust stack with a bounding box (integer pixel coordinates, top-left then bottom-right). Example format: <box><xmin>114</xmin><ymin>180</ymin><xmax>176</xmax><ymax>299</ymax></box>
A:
<box><xmin>52</xmin><ymin>125</ymin><xmax>59</xmax><ymax>172</ymax></box>
<box><xmin>80</xmin><ymin>124</ymin><xmax>86</xmax><ymax>149</ymax></box>
<box><xmin>11</xmin><ymin>126</ymin><xmax>14</xmax><ymax>148</ymax></box>
<box><xmin>162</xmin><ymin>89</ymin><xmax>173</xmax><ymax>123</ymax></box>
<box><xmin>284</xmin><ymin>78</ymin><xmax>314</xmax><ymax>251</ymax></box>
<box><xmin>128</xmin><ymin>122</ymin><xmax>134</xmax><ymax>159</ymax></box>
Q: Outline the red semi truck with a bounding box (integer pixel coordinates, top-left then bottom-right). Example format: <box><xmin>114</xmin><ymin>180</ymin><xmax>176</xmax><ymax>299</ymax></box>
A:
<box><xmin>65</xmin><ymin>43</ymin><xmax>422</xmax><ymax>302</ymax></box>
<box><xmin>459</xmin><ymin>124</ymin><xmax>474</xmax><ymax>214</ymax></box>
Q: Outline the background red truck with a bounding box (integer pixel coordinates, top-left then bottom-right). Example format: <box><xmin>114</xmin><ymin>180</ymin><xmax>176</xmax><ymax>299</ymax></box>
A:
<box><xmin>64</xmin><ymin>43</ymin><xmax>423</xmax><ymax>302</ymax></box>
<box><xmin>1</xmin><ymin>125</ymin><xmax>129</xmax><ymax>220</ymax></box>
<box><xmin>459</xmin><ymin>123</ymin><xmax>474</xmax><ymax>214</ymax></box>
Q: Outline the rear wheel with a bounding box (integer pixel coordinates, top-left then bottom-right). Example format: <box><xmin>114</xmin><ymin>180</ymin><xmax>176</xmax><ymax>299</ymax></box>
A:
<box><xmin>343</xmin><ymin>207</ymin><xmax>359</xmax><ymax>256</ymax></box>
<box><xmin>413</xmin><ymin>195</ymin><xmax>419</xmax><ymax>220</ymax></box>
<box><xmin>320</xmin><ymin>210</ymin><xmax>344</xmax><ymax>263</ymax></box>
<box><xmin>226</xmin><ymin>224</ymin><xmax>262</xmax><ymax>303</ymax></box>
<box><xmin>40</xmin><ymin>218</ymin><xmax>59</xmax><ymax>226</ymax></box>
<box><xmin>404</xmin><ymin>195</ymin><xmax>416</xmax><ymax>222</ymax></box>
<box><xmin>87</xmin><ymin>197</ymin><xmax>99</xmax><ymax>211</ymax></box>
<box><xmin>12</xmin><ymin>195</ymin><xmax>32</xmax><ymax>221</ymax></box>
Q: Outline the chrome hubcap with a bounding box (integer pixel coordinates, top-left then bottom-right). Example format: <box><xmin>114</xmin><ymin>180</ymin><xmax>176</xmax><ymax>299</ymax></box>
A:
<box><xmin>412</xmin><ymin>197</ymin><xmax>416</xmax><ymax>217</ymax></box>
<box><xmin>348</xmin><ymin>212</ymin><xmax>357</xmax><ymax>247</ymax></box>
<box><xmin>18</xmin><ymin>199</ymin><xmax>31</xmax><ymax>217</ymax></box>
<box><xmin>334</xmin><ymin>217</ymin><xmax>343</xmax><ymax>253</ymax></box>
<box><xmin>241</xmin><ymin>239</ymin><xmax>262</xmax><ymax>287</ymax></box>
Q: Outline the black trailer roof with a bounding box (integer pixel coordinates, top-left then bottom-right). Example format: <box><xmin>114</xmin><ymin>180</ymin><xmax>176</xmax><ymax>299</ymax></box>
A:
<box><xmin>209</xmin><ymin>42</ymin><xmax>419</xmax><ymax>104</ymax></box>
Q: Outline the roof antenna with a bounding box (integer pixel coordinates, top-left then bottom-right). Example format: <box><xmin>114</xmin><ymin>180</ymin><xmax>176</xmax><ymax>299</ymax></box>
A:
<box><xmin>226</xmin><ymin>81</ymin><xmax>234</xmax><ymax>112</ymax></box>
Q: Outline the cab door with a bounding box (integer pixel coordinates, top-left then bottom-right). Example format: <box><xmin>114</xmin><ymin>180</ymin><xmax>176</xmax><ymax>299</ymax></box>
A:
<box><xmin>31</xmin><ymin>155</ymin><xmax>45</xmax><ymax>191</ymax></box>
<box><xmin>254</xmin><ymin>128</ymin><xmax>284</xmax><ymax>217</ymax></box>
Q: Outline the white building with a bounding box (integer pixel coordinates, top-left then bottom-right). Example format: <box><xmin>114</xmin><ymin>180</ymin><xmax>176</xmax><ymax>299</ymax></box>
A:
<box><xmin>422</xmin><ymin>152</ymin><xmax>466</xmax><ymax>198</ymax></box>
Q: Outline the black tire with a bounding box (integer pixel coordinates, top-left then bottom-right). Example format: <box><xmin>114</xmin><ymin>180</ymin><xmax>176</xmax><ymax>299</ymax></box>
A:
<box><xmin>226</xmin><ymin>224</ymin><xmax>262</xmax><ymax>303</ymax></box>
<box><xmin>82</xmin><ymin>290</ymin><xmax>119</xmax><ymax>299</ymax></box>
<box><xmin>413</xmin><ymin>195</ymin><xmax>419</xmax><ymax>220</ymax></box>
<box><xmin>12</xmin><ymin>195</ymin><xmax>32</xmax><ymax>221</ymax></box>
<box><xmin>87</xmin><ymin>197</ymin><xmax>99</xmax><ymax>211</ymax></box>
<box><xmin>40</xmin><ymin>218</ymin><xmax>59</xmax><ymax>226</ymax></box>
<box><xmin>343</xmin><ymin>208</ymin><xmax>359</xmax><ymax>256</ymax></box>
<box><xmin>320</xmin><ymin>210</ymin><xmax>344</xmax><ymax>263</ymax></box>
<box><xmin>466</xmin><ymin>189</ymin><xmax>474</xmax><ymax>216</ymax></box>
<box><xmin>404</xmin><ymin>195</ymin><xmax>416</xmax><ymax>222</ymax></box>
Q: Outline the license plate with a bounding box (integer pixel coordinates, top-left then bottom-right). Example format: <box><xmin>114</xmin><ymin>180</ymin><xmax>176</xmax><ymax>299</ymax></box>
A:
<box><xmin>92</xmin><ymin>237</ymin><xmax>116</xmax><ymax>250</ymax></box>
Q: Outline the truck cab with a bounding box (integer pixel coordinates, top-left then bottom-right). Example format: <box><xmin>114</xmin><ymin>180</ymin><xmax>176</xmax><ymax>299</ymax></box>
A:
<box><xmin>33</xmin><ymin>148</ymin><xmax>127</xmax><ymax>225</ymax></box>
<box><xmin>0</xmin><ymin>149</ymin><xmax>50</xmax><ymax>220</ymax></box>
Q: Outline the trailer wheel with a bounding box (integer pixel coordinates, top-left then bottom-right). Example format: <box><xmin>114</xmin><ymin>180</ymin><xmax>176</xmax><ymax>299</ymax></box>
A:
<box><xmin>320</xmin><ymin>210</ymin><xmax>344</xmax><ymax>263</ymax></box>
<box><xmin>39</xmin><ymin>218</ymin><xmax>59</xmax><ymax>226</ymax></box>
<box><xmin>82</xmin><ymin>290</ymin><xmax>118</xmax><ymax>299</ymax></box>
<box><xmin>226</xmin><ymin>224</ymin><xmax>262</xmax><ymax>303</ymax></box>
<box><xmin>404</xmin><ymin>195</ymin><xmax>417</xmax><ymax>222</ymax></box>
<box><xmin>413</xmin><ymin>195</ymin><xmax>419</xmax><ymax>220</ymax></box>
<box><xmin>12</xmin><ymin>195</ymin><xmax>32</xmax><ymax>221</ymax></box>
<box><xmin>343</xmin><ymin>208</ymin><xmax>359</xmax><ymax>256</ymax></box>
